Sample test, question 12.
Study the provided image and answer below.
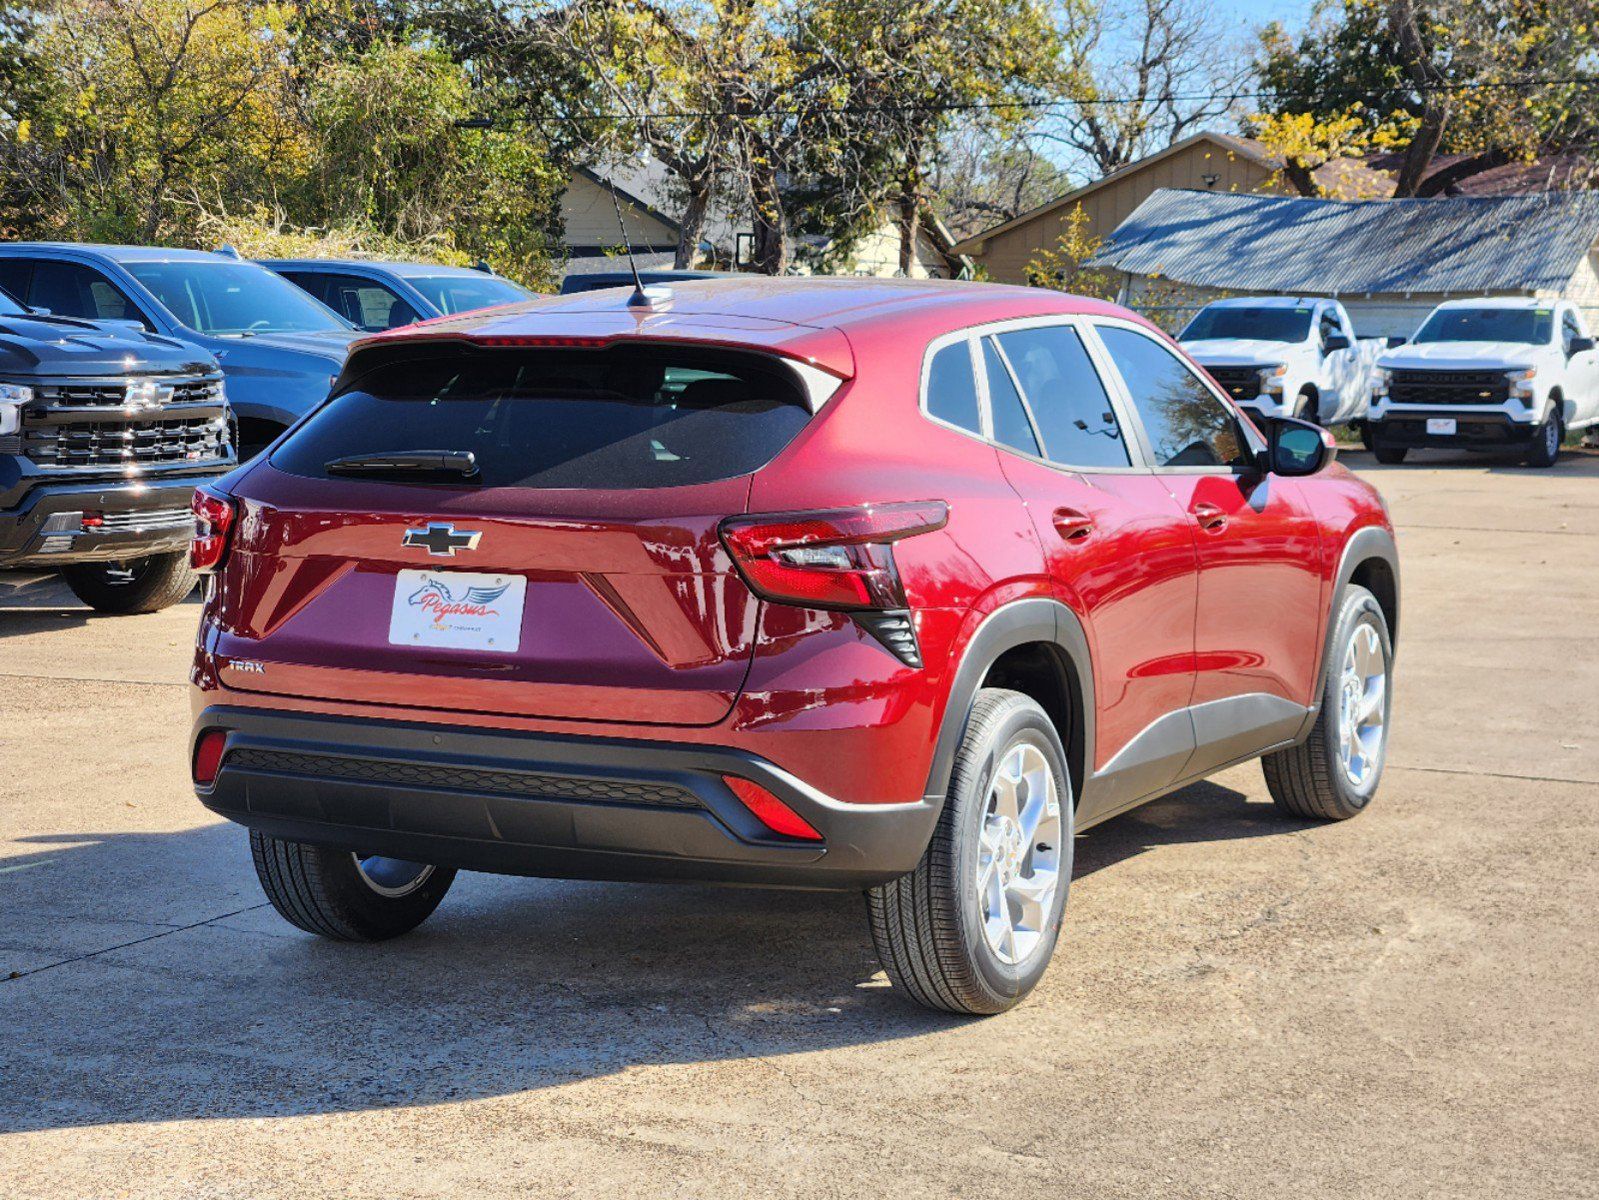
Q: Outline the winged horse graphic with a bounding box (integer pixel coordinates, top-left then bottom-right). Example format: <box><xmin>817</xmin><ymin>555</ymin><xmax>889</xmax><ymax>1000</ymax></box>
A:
<box><xmin>407</xmin><ymin>576</ymin><xmax>509</xmax><ymax>626</ymax></box>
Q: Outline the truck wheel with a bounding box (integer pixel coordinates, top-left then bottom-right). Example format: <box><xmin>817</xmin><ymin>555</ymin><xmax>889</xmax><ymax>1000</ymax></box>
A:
<box><xmin>1358</xmin><ymin>421</ymin><xmax>1375</xmax><ymax>451</ymax></box>
<box><xmin>1373</xmin><ymin>441</ymin><xmax>1407</xmax><ymax>465</ymax></box>
<box><xmin>60</xmin><ymin>551</ymin><xmax>197</xmax><ymax>614</ymax></box>
<box><xmin>1525</xmin><ymin>408</ymin><xmax>1562</xmax><ymax>468</ymax></box>
<box><xmin>250</xmin><ymin>830</ymin><xmax>456</xmax><ymax>941</ymax></box>
<box><xmin>866</xmin><ymin>689</ymin><xmax>1073</xmax><ymax>1015</ymax></box>
<box><xmin>1262</xmin><ymin>584</ymin><xmax>1392</xmax><ymax>821</ymax></box>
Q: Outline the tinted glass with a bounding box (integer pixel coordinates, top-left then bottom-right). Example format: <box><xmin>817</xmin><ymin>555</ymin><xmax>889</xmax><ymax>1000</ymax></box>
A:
<box><xmin>272</xmin><ymin>347</ymin><xmax>812</xmax><ymax>489</ymax></box>
<box><xmin>982</xmin><ymin>339</ymin><xmax>1040</xmax><ymax>457</ymax></box>
<box><xmin>0</xmin><ymin>261</ymin><xmax>32</xmax><ymax>313</ymax></box>
<box><xmin>315</xmin><ymin>273</ymin><xmax>419</xmax><ymax>331</ymax></box>
<box><xmin>407</xmin><ymin>274</ymin><xmax>532</xmax><ymax>315</ymax></box>
<box><xmin>1098</xmin><ymin>326</ymin><xmax>1249</xmax><ymax>469</ymax></box>
<box><xmin>1181</xmin><ymin>307</ymin><xmax>1313</xmax><ymax>342</ymax></box>
<box><xmin>995</xmin><ymin>326</ymin><xmax>1129</xmax><ymax>468</ymax></box>
<box><xmin>1413</xmin><ymin>306</ymin><xmax>1553</xmax><ymax>345</ymax></box>
<box><xmin>924</xmin><ymin>340</ymin><xmax>981</xmax><ymax>434</ymax></box>
<box><xmin>125</xmin><ymin>261</ymin><xmax>350</xmax><ymax>334</ymax></box>
<box><xmin>26</xmin><ymin>261</ymin><xmax>147</xmax><ymax>325</ymax></box>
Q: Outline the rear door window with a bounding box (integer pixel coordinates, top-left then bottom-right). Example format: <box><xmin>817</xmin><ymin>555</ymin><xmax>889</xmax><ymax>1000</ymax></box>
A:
<box><xmin>994</xmin><ymin>325</ymin><xmax>1130</xmax><ymax>468</ymax></box>
<box><xmin>272</xmin><ymin>346</ymin><xmax>813</xmax><ymax>489</ymax></box>
<box><xmin>981</xmin><ymin>339</ymin><xmax>1041</xmax><ymax>457</ymax></box>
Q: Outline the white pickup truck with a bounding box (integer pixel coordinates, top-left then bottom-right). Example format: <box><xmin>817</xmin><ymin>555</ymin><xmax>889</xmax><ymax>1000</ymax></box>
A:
<box><xmin>1180</xmin><ymin>297</ymin><xmax>1388</xmax><ymax>428</ymax></box>
<box><xmin>1367</xmin><ymin>297</ymin><xmax>1599</xmax><ymax>467</ymax></box>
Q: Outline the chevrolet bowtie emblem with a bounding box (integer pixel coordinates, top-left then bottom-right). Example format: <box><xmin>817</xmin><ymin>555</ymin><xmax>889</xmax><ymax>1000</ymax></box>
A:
<box><xmin>402</xmin><ymin>523</ymin><xmax>482</xmax><ymax>556</ymax></box>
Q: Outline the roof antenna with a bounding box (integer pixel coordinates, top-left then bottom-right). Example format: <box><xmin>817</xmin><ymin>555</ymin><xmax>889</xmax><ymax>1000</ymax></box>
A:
<box><xmin>601</xmin><ymin>166</ymin><xmax>651</xmax><ymax>308</ymax></box>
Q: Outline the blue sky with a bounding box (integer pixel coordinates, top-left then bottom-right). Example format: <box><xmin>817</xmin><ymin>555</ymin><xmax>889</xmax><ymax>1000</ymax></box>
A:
<box><xmin>1220</xmin><ymin>0</ymin><xmax>1315</xmax><ymax>29</ymax></box>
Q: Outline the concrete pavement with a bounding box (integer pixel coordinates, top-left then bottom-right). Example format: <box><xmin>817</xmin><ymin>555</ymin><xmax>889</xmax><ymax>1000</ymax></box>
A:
<box><xmin>2</xmin><ymin>449</ymin><xmax>1596</xmax><ymax>1198</ymax></box>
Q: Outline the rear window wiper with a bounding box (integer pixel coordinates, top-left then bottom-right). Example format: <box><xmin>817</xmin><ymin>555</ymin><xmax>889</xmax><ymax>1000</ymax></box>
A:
<box><xmin>325</xmin><ymin>450</ymin><xmax>480</xmax><ymax>479</ymax></box>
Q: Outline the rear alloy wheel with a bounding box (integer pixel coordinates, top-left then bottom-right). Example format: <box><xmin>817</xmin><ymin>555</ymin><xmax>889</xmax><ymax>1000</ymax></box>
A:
<box><xmin>250</xmin><ymin>830</ymin><xmax>456</xmax><ymax>941</ymax></box>
<box><xmin>60</xmin><ymin>551</ymin><xmax>197</xmax><ymax>614</ymax></box>
<box><xmin>1262</xmin><ymin>584</ymin><xmax>1392</xmax><ymax>820</ymax></box>
<box><xmin>867</xmin><ymin>688</ymin><xmax>1073</xmax><ymax>1015</ymax></box>
<box><xmin>1525</xmin><ymin>406</ymin><xmax>1562</xmax><ymax>468</ymax></box>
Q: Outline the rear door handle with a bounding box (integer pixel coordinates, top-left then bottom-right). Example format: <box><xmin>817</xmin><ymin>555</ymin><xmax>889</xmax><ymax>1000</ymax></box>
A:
<box><xmin>1052</xmin><ymin>507</ymin><xmax>1094</xmax><ymax>542</ymax></box>
<box><xmin>1192</xmin><ymin>502</ymin><xmax>1228</xmax><ymax>532</ymax></box>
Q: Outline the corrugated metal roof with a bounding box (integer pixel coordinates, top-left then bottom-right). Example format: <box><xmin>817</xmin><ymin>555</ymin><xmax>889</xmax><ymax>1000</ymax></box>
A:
<box><xmin>1088</xmin><ymin>188</ymin><xmax>1599</xmax><ymax>294</ymax></box>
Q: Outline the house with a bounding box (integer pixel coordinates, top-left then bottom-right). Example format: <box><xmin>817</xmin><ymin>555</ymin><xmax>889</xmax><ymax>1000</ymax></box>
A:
<box><xmin>560</xmin><ymin>161</ymin><xmax>970</xmax><ymax>279</ymax></box>
<box><xmin>950</xmin><ymin>131</ymin><xmax>1392</xmax><ymax>285</ymax></box>
<box><xmin>1086</xmin><ymin>188</ymin><xmax>1599</xmax><ymax>336</ymax></box>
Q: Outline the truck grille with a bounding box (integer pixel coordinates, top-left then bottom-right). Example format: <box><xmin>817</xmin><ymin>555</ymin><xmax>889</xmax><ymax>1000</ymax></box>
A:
<box><xmin>13</xmin><ymin>373</ymin><xmax>230</xmax><ymax>469</ymax></box>
<box><xmin>1388</xmin><ymin>369</ymin><xmax>1510</xmax><ymax>406</ymax></box>
<box><xmin>1201</xmin><ymin>365</ymin><xmax>1262</xmax><ymax>400</ymax></box>
<box><xmin>99</xmin><ymin>506</ymin><xmax>195</xmax><ymax>533</ymax></box>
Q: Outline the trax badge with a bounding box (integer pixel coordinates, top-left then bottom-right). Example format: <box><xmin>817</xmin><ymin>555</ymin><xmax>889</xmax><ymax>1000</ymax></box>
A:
<box><xmin>402</xmin><ymin>523</ymin><xmax>481</xmax><ymax>556</ymax></box>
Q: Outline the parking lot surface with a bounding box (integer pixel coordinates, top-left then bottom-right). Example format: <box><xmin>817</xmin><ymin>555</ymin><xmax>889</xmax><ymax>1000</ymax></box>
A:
<box><xmin>3</xmin><ymin>450</ymin><xmax>1596</xmax><ymax>1199</ymax></box>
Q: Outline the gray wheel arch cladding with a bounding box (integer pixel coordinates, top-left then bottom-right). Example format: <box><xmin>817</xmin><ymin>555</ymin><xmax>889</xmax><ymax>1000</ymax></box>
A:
<box><xmin>1303</xmin><ymin>524</ymin><xmax>1400</xmax><ymax>735</ymax></box>
<box><xmin>923</xmin><ymin>598</ymin><xmax>1095</xmax><ymax>806</ymax></box>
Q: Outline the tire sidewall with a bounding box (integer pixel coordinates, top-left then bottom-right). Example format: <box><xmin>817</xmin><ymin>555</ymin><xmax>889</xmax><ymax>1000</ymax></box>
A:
<box><xmin>951</xmin><ymin>700</ymin><xmax>1074</xmax><ymax>1005</ymax></box>
<box><xmin>1320</xmin><ymin>587</ymin><xmax>1393</xmax><ymax>809</ymax></box>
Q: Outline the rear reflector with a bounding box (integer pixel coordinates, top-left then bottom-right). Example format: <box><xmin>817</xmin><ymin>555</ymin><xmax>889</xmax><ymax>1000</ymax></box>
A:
<box><xmin>193</xmin><ymin>729</ymin><xmax>228</xmax><ymax>786</ymax></box>
<box><xmin>723</xmin><ymin>776</ymin><xmax>823</xmax><ymax>841</ymax></box>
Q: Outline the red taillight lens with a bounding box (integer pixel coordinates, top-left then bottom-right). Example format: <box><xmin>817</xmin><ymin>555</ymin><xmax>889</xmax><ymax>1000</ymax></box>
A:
<box><xmin>719</xmin><ymin>501</ymin><xmax>948</xmax><ymax>611</ymax></box>
<box><xmin>191</xmin><ymin>484</ymin><xmax>236</xmax><ymax>573</ymax></box>
<box><xmin>723</xmin><ymin>776</ymin><xmax>823</xmax><ymax>841</ymax></box>
<box><xmin>193</xmin><ymin>728</ymin><xmax>228</xmax><ymax>786</ymax></box>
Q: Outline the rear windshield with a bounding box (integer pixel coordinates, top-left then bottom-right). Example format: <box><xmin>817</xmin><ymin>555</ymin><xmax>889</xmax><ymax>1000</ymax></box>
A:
<box><xmin>271</xmin><ymin>346</ymin><xmax>813</xmax><ymax>489</ymax></box>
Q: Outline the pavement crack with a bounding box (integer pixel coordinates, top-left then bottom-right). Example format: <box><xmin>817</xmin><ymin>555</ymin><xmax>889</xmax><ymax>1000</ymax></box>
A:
<box><xmin>1390</xmin><ymin>764</ymin><xmax>1597</xmax><ymax>787</ymax></box>
<box><xmin>2</xmin><ymin>902</ymin><xmax>270</xmax><ymax>982</ymax></box>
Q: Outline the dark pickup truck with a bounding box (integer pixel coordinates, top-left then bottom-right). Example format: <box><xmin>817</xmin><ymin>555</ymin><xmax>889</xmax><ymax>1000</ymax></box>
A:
<box><xmin>0</xmin><ymin>291</ymin><xmax>233</xmax><ymax>612</ymax></box>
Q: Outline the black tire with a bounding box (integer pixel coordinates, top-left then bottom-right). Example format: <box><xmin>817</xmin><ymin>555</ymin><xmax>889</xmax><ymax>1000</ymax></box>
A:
<box><xmin>1373</xmin><ymin>441</ymin><xmax>1407</xmax><ymax>465</ymax></box>
<box><xmin>60</xmin><ymin>551</ymin><xmax>197</xmax><ymax>614</ymax></box>
<box><xmin>1262</xmin><ymin>584</ymin><xmax>1392</xmax><ymax>821</ymax></box>
<box><xmin>1358</xmin><ymin>420</ymin><xmax>1375</xmax><ymax>451</ymax></box>
<box><xmin>249</xmin><ymin>830</ymin><xmax>456</xmax><ymax>941</ymax></box>
<box><xmin>1525</xmin><ymin>406</ymin><xmax>1562</xmax><ymax>468</ymax></box>
<box><xmin>866</xmin><ymin>688</ymin><xmax>1073</xmax><ymax>1015</ymax></box>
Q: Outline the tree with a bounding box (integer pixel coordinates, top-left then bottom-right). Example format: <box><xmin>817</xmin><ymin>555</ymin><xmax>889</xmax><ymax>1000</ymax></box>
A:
<box><xmin>1256</xmin><ymin>0</ymin><xmax>1599</xmax><ymax>198</ymax></box>
<box><xmin>1043</xmin><ymin>0</ymin><xmax>1253</xmax><ymax>175</ymax></box>
<box><xmin>930</xmin><ymin>118</ymin><xmax>1075</xmax><ymax>240</ymax></box>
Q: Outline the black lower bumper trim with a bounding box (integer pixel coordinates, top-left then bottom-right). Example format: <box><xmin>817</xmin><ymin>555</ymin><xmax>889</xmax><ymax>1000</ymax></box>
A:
<box><xmin>0</xmin><ymin>472</ymin><xmax>219</xmax><ymax>567</ymax></box>
<box><xmin>193</xmin><ymin>706</ymin><xmax>940</xmax><ymax>889</ymax></box>
<box><xmin>1371</xmin><ymin>414</ymin><xmax>1536</xmax><ymax>449</ymax></box>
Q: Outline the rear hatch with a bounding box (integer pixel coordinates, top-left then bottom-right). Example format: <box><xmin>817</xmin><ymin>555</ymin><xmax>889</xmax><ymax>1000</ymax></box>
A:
<box><xmin>210</xmin><ymin>341</ymin><xmax>821</xmax><ymax>725</ymax></box>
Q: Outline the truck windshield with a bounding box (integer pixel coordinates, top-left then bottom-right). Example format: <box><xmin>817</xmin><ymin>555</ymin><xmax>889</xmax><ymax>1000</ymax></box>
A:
<box><xmin>407</xmin><ymin>274</ymin><xmax>532</xmax><ymax>315</ymax></box>
<box><xmin>0</xmin><ymin>285</ymin><xmax>26</xmax><ymax>316</ymax></box>
<box><xmin>125</xmin><ymin>261</ymin><xmax>351</xmax><ymax>335</ymax></box>
<box><xmin>1413</xmin><ymin>307</ymin><xmax>1553</xmax><ymax>345</ymax></box>
<box><xmin>1181</xmin><ymin>307</ymin><xmax>1313</xmax><ymax>343</ymax></box>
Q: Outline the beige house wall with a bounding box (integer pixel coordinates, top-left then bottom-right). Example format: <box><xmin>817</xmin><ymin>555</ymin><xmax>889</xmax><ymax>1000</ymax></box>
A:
<box><xmin>968</xmin><ymin>142</ymin><xmax>1282</xmax><ymax>285</ymax></box>
<box><xmin>828</xmin><ymin>222</ymin><xmax>956</xmax><ymax>278</ymax></box>
<box><xmin>560</xmin><ymin>173</ymin><xmax>678</xmax><ymax>252</ymax></box>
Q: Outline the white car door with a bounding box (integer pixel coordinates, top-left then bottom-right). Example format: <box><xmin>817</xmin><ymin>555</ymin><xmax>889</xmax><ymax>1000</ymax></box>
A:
<box><xmin>1320</xmin><ymin>306</ymin><xmax>1354</xmax><ymax>420</ymax></box>
<box><xmin>1562</xmin><ymin>306</ymin><xmax>1599</xmax><ymax>425</ymax></box>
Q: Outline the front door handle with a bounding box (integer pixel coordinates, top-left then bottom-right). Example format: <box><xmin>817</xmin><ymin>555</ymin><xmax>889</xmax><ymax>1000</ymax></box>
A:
<box><xmin>1193</xmin><ymin>502</ymin><xmax>1228</xmax><ymax>532</ymax></box>
<box><xmin>1052</xmin><ymin>507</ymin><xmax>1094</xmax><ymax>542</ymax></box>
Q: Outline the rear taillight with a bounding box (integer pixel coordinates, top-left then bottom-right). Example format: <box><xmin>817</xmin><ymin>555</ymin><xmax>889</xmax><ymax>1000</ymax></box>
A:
<box><xmin>193</xmin><ymin>728</ymin><xmax>228</xmax><ymax>786</ymax></box>
<box><xmin>723</xmin><ymin>776</ymin><xmax>823</xmax><ymax>841</ymax></box>
<box><xmin>191</xmin><ymin>484</ymin><xmax>236</xmax><ymax>573</ymax></box>
<box><xmin>719</xmin><ymin>502</ymin><xmax>948</xmax><ymax>611</ymax></box>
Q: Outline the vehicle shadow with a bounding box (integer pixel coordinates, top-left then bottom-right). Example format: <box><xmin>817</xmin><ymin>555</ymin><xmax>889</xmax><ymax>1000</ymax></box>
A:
<box><xmin>0</xmin><ymin>568</ymin><xmax>200</xmax><ymax>640</ymax></box>
<box><xmin>1</xmin><ymin>778</ymin><xmax>1290</xmax><ymax>1134</ymax></box>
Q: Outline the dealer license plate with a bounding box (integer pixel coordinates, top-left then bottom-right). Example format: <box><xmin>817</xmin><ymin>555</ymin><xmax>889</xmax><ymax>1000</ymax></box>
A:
<box><xmin>388</xmin><ymin>569</ymin><xmax>526</xmax><ymax>653</ymax></box>
<box><xmin>1426</xmin><ymin>418</ymin><xmax>1457</xmax><ymax>435</ymax></box>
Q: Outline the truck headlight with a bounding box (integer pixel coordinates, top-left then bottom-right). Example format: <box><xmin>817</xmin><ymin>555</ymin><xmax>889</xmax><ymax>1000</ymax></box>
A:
<box><xmin>1506</xmin><ymin>367</ymin><xmax>1536</xmax><ymax>403</ymax></box>
<box><xmin>1372</xmin><ymin>368</ymin><xmax>1391</xmax><ymax>398</ymax></box>
<box><xmin>0</xmin><ymin>382</ymin><xmax>33</xmax><ymax>435</ymax></box>
<box><xmin>1258</xmin><ymin>364</ymin><xmax>1288</xmax><ymax>394</ymax></box>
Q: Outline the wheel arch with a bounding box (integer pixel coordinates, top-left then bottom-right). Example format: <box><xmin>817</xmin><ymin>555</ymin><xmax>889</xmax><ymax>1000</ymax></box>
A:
<box><xmin>1311</xmin><ymin>525</ymin><xmax>1400</xmax><ymax>714</ymax></box>
<box><xmin>924</xmin><ymin>598</ymin><xmax>1094</xmax><ymax>805</ymax></box>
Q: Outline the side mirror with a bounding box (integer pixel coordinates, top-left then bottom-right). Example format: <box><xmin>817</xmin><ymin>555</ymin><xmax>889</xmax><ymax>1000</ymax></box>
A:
<box><xmin>1323</xmin><ymin>333</ymin><xmax>1350</xmax><ymax>352</ymax></box>
<box><xmin>1386</xmin><ymin>335</ymin><xmax>1408</xmax><ymax>348</ymax></box>
<box><xmin>1268</xmin><ymin>417</ymin><xmax>1336</xmax><ymax>477</ymax></box>
<box><xmin>1569</xmin><ymin>335</ymin><xmax>1594</xmax><ymax>356</ymax></box>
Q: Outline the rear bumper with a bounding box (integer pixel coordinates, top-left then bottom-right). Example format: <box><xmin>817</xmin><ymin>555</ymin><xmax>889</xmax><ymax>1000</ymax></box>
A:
<box><xmin>1368</xmin><ymin>412</ymin><xmax>1536</xmax><ymax>449</ymax></box>
<box><xmin>192</xmin><ymin>706</ymin><xmax>940</xmax><ymax>889</ymax></box>
<box><xmin>0</xmin><ymin>473</ymin><xmax>213</xmax><ymax>567</ymax></box>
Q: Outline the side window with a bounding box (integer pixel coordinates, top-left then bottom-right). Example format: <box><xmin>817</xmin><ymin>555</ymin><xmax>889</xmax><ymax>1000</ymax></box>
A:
<box><xmin>27</xmin><ymin>261</ymin><xmax>151</xmax><ymax>328</ymax></box>
<box><xmin>924</xmin><ymin>339</ymin><xmax>981</xmax><ymax>435</ymax></box>
<box><xmin>0</xmin><ymin>259</ymin><xmax>33</xmax><ymax>306</ymax></box>
<box><xmin>994</xmin><ymin>325</ymin><xmax>1130</xmax><ymax>468</ymax></box>
<box><xmin>321</xmin><ymin>273</ymin><xmax>418</xmax><ymax>331</ymax></box>
<box><xmin>981</xmin><ymin>339</ymin><xmax>1041</xmax><ymax>457</ymax></box>
<box><xmin>1318</xmin><ymin>311</ymin><xmax>1340</xmax><ymax>345</ymax></box>
<box><xmin>1097</xmin><ymin>325</ymin><xmax>1250</xmax><ymax>470</ymax></box>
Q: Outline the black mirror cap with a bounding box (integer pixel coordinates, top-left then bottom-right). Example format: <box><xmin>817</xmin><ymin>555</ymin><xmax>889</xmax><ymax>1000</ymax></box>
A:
<box><xmin>1570</xmin><ymin>335</ymin><xmax>1595</xmax><ymax>355</ymax></box>
<box><xmin>1386</xmin><ymin>335</ymin><xmax>1408</xmax><ymax>348</ymax></box>
<box><xmin>1270</xmin><ymin>416</ymin><xmax>1336</xmax><ymax>477</ymax></box>
<box><xmin>1323</xmin><ymin>333</ymin><xmax>1351</xmax><ymax>352</ymax></box>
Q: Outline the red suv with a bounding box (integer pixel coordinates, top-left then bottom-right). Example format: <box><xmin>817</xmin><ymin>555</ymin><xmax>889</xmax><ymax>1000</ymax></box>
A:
<box><xmin>189</xmin><ymin>279</ymin><xmax>1398</xmax><ymax>1015</ymax></box>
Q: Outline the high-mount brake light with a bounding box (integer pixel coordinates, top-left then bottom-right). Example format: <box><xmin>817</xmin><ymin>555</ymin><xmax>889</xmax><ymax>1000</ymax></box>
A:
<box><xmin>190</xmin><ymin>484</ymin><xmax>236</xmax><ymax>573</ymax></box>
<box><xmin>719</xmin><ymin>502</ymin><xmax>948</xmax><ymax>611</ymax></box>
<box><xmin>470</xmin><ymin>335</ymin><xmax>611</xmax><ymax>349</ymax></box>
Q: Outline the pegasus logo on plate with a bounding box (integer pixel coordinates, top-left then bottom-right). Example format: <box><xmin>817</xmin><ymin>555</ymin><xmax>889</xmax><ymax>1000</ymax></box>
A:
<box><xmin>407</xmin><ymin>576</ymin><xmax>509</xmax><ymax>627</ymax></box>
<box><xmin>402</xmin><ymin>523</ymin><xmax>481</xmax><ymax>556</ymax></box>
